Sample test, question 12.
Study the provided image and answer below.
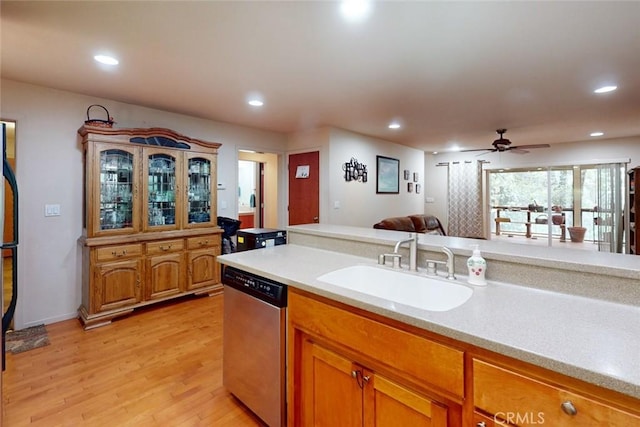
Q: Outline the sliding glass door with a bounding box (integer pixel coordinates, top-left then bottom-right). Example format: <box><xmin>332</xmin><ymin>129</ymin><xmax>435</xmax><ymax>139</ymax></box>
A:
<box><xmin>488</xmin><ymin>163</ymin><xmax>626</xmax><ymax>252</ymax></box>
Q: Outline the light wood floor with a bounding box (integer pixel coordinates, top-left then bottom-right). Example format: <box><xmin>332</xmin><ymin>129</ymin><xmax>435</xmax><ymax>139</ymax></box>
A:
<box><xmin>2</xmin><ymin>295</ymin><xmax>267</xmax><ymax>426</ymax></box>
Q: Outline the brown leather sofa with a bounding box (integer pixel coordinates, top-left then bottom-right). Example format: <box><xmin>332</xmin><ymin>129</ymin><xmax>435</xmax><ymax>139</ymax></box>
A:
<box><xmin>373</xmin><ymin>214</ymin><xmax>446</xmax><ymax>235</ymax></box>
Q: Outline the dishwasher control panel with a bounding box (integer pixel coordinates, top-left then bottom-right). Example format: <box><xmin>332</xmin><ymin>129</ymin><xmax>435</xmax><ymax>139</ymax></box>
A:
<box><xmin>223</xmin><ymin>266</ymin><xmax>287</xmax><ymax>307</ymax></box>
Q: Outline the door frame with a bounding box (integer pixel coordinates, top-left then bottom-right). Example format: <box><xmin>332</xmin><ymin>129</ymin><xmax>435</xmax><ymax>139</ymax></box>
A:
<box><xmin>287</xmin><ymin>150</ymin><xmax>321</xmax><ymax>226</ymax></box>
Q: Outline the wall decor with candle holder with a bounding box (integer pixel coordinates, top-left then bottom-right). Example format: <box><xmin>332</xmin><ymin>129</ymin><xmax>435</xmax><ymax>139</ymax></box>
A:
<box><xmin>343</xmin><ymin>157</ymin><xmax>368</xmax><ymax>182</ymax></box>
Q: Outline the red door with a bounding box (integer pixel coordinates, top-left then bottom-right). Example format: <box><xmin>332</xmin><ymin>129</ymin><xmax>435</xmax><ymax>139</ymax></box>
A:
<box><xmin>288</xmin><ymin>151</ymin><xmax>319</xmax><ymax>225</ymax></box>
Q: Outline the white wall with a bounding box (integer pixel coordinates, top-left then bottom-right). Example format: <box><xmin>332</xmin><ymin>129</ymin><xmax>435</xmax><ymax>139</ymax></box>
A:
<box><xmin>286</xmin><ymin>127</ymin><xmax>425</xmax><ymax>227</ymax></box>
<box><xmin>0</xmin><ymin>79</ymin><xmax>287</xmax><ymax>328</ymax></box>
<box><xmin>425</xmin><ymin>136</ymin><xmax>640</xmax><ymax>231</ymax></box>
<box><xmin>327</xmin><ymin>128</ymin><xmax>425</xmax><ymax>227</ymax></box>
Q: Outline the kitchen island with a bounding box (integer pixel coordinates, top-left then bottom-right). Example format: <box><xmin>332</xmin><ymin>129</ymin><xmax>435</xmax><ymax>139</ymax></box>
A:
<box><xmin>217</xmin><ymin>224</ymin><xmax>640</xmax><ymax>426</ymax></box>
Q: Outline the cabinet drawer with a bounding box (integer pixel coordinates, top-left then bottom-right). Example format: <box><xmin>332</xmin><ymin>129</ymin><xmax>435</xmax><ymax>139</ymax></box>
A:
<box><xmin>186</xmin><ymin>235</ymin><xmax>220</xmax><ymax>250</ymax></box>
<box><xmin>473</xmin><ymin>359</ymin><xmax>640</xmax><ymax>426</ymax></box>
<box><xmin>146</xmin><ymin>239</ymin><xmax>184</xmax><ymax>255</ymax></box>
<box><xmin>289</xmin><ymin>292</ymin><xmax>464</xmax><ymax>399</ymax></box>
<box><xmin>96</xmin><ymin>244</ymin><xmax>143</xmax><ymax>262</ymax></box>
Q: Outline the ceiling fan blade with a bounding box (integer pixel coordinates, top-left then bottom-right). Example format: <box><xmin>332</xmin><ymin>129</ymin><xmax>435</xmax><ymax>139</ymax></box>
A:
<box><xmin>509</xmin><ymin>148</ymin><xmax>529</xmax><ymax>154</ymax></box>
<box><xmin>475</xmin><ymin>150</ymin><xmax>495</xmax><ymax>157</ymax></box>
<box><xmin>460</xmin><ymin>148</ymin><xmax>493</xmax><ymax>153</ymax></box>
<box><xmin>511</xmin><ymin>144</ymin><xmax>551</xmax><ymax>150</ymax></box>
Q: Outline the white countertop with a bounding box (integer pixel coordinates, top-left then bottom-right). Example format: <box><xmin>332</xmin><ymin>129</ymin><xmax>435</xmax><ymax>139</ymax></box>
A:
<box><xmin>218</xmin><ymin>243</ymin><xmax>640</xmax><ymax>399</ymax></box>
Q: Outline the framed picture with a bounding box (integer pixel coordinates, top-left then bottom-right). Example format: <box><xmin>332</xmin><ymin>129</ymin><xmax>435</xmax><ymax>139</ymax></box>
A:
<box><xmin>403</xmin><ymin>169</ymin><xmax>410</xmax><ymax>180</ymax></box>
<box><xmin>416</xmin><ymin>184</ymin><xmax>421</xmax><ymax>194</ymax></box>
<box><xmin>413</xmin><ymin>172</ymin><xmax>419</xmax><ymax>182</ymax></box>
<box><xmin>376</xmin><ymin>155</ymin><xmax>399</xmax><ymax>194</ymax></box>
<box><xmin>407</xmin><ymin>182</ymin><xmax>413</xmax><ymax>193</ymax></box>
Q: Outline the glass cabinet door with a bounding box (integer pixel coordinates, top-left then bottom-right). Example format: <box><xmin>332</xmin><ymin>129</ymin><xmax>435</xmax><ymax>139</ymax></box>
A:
<box><xmin>98</xmin><ymin>148</ymin><xmax>136</xmax><ymax>232</ymax></box>
<box><xmin>144</xmin><ymin>149</ymin><xmax>179</xmax><ymax>230</ymax></box>
<box><xmin>186</xmin><ymin>154</ymin><xmax>215</xmax><ymax>228</ymax></box>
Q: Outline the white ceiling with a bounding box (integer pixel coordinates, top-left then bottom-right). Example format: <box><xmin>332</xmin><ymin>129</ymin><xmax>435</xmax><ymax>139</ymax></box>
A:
<box><xmin>2</xmin><ymin>1</ymin><xmax>639</xmax><ymax>152</ymax></box>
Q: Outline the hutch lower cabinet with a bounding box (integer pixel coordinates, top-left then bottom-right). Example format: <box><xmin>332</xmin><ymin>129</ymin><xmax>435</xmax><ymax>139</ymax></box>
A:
<box><xmin>78</xmin><ymin>126</ymin><xmax>222</xmax><ymax>329</ymax></box>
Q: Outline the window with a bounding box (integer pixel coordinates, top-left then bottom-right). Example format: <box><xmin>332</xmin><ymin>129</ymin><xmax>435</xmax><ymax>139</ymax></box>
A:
<box><xmin>488</xmin><ymin>163</ymin><xmax>626</xmax><ymax>251</ymax></box>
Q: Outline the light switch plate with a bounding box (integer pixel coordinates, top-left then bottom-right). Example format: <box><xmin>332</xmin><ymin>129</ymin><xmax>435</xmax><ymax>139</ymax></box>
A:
<box><xmin>45</xmin><ymin>204</ymin><xmax>61</xmax><ymax>217</ymax></box>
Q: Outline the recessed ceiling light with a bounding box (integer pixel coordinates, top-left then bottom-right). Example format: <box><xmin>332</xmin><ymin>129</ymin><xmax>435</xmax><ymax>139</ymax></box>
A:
<box><xmin>388</xmin><ymin>123</ymin><xmax>401</xmax><ymax>129</ymax></box>
<box><xmin>594</xmin><ymin>85</ymin><xmax>617</xmax><ymax>94</ymax></box>
<box><xmin>248</xmin><ymin>100</ymin><xmax>264</xmax><ymax>107</ymax></box>
<box><xmin>590</xmin><ymin>132</ymin><xmax>604</xmax><ymax>137</ymax></box>
<box><xmin>340</xmin><ymin>0</ymin><xmax>372</xmax><ymax>21</ymax></box>
<box><xmin>432</xmin><ymin>151</ymin><xmax>438</xmax><ymax>155</ymax></box>
<box><xmin>94</xmin><ymin>55</ymin><xmax>119</xmax><ymax>65</ymax></box>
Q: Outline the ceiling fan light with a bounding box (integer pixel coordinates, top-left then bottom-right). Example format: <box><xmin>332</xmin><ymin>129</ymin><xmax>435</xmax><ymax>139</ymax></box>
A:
<box><xmin>594</xmin><ymin>85</ymin><xmax>617</xmax><ymax>94</ymax></box>
<box><xmin>94</xmin><ymin>55</ymin><xmax>119</xmax><ymax>65</ymax></box>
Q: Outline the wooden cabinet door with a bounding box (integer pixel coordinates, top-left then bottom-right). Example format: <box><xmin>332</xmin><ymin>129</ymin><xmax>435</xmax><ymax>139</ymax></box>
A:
<box><xmin>89</xmin><ymin>143</ymin><xmax>140</xmax><ymax>237</ymax></box>
<box><xmin>364</xmin><ymin>371</ymin><xmax>449</xmax><ymax>427</ymax></box>
<box><xmin>143</xmin><ymin>148</ymin><xmax>182</xmax><ymax>232</ymax></box>
<box><xmin>186</xmin><ymin>248</ymin><xmax>219</xmax><ymax>290</ymax></box>
<box><xmin>145</xmin><ymin>252</ymin><xmax>184</xmax><ymax>300</ymax></box>
<box><xmin>300</xmin><ymin>339</ymin><xmax>364</xmax><ymax>427</ymax></box>
<box><xmin>184</xmin><ymin>152</ymin><xmax>217</xmax><ymax>229</ymax></box>
<box><xmin>93</xmin><ymin>259</ymin><xmax>142</xmax><ymax>312</ymax></box>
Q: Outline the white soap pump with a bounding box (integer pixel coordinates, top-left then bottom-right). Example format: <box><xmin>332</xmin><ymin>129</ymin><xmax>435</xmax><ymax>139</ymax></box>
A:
<box><xmin>467</xmin><ymin>244</ymin><xmax>487</xmax><ymax>286</ymax></box>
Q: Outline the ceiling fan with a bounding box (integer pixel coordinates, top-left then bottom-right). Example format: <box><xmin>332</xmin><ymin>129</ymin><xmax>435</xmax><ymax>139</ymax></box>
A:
<box><xmin>462</xmin><ymin>129</ymin><xmax>550</xmax><ymax>154</ymax></box>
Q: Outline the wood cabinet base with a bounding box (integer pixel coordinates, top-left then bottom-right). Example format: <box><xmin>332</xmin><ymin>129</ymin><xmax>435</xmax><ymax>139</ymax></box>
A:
<box><xmin>78</xmin><ymin>283</ymin><xmax>222</xmax><ymax>330</ymax></box>
<box><xmin>288</xmin><ymin>289</ymin><xmax>640</xmax><ymax>426</ymax></box>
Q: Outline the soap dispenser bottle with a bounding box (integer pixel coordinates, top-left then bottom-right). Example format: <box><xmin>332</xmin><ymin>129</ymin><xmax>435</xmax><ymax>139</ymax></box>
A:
<box><xmin>467</xmin><ymin>245</ymin><xmax>487</xmax><ymax>286</ymax></box>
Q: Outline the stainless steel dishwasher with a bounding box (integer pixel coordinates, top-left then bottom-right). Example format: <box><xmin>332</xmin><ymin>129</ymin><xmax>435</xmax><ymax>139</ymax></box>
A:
<box><xmin>222</xmin><ymin>266</ymin><xmax>287</xmax><ymax>427</ymax></box>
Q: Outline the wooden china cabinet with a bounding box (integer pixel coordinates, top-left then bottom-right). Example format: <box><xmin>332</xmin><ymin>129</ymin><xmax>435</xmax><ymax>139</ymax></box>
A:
<box><xmin>78</xmin><ymin>126</ymin><xmax>223</xmax><ymax>329</ymax></box>
<box><xmin>628</xmin><ymin>166</ymin><xmax>639</xmax><ymax>255</ymax></box>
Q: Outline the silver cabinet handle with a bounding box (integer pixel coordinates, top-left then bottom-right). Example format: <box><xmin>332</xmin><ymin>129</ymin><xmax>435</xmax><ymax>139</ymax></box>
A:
<box><xmin>476</xmin><ymin>422</ymin><xmax>486</xmax><ymax>427</ymax></box>
<box><xmin>561</xmin><ymin>400</ymin><xmax>577</xmax><ymax>416</ymax></box>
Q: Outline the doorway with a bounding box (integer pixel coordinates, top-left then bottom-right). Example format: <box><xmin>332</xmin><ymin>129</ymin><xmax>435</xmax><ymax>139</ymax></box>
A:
<box><xmin>238</xmin><ymin>151</ymin><xmax>279</xmax><ymax>229</ymax></box>
<box><xmin>487</xmin><ymin>162</ymin><xmax>626</xmax><ymax>252</ymax></box>
<box><xmin>238</xmin><ymin>160</ymin><xmax>261</xmax><ymax>229</ymax></box>
<box><xmin>1</xmin><ymin>120</ymin><xmax>16</xmax><ymax>330</ymax></box>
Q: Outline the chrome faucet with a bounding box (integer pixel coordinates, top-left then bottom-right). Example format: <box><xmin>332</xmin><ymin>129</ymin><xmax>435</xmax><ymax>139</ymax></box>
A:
<box><xmin>379</xmin><ymin>233</ymin><xmax>418</xmax><ymax>270</ymax></box>
<box><xmin>425</xmin><ymin>246</ymin><xmax>456</xmax><ymax>280</ymax></box>
<box><xmin>441</xmin><ymin>246</ymin><xmax>456</xmax><ymax>280</ymax></box>
<box><xmin>394</xmin><ymin>233</ymin><xmax>418</xmax><ymax>271</ymax></box>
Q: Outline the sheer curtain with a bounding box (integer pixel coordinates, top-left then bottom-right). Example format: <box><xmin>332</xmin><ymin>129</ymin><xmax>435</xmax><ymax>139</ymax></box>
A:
<box><xmin>448</xmin><ymin>161</ymin><xmax>483</xmax><ymax>238</ymax></box>
<box><xmin>595</xmin><ymin>163</ymin><xmax>625</xmax><ymax>253</ymax></box>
